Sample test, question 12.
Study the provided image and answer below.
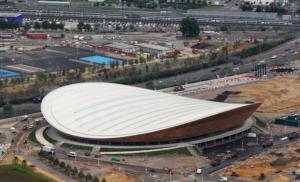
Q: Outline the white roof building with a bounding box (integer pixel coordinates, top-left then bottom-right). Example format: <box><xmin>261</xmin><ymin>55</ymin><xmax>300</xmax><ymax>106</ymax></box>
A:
<box><xmin>41</xmin><ymin>82</ymin><xmax>249</xmax><ymax>139</ymax></box>
<box><xmin>104</xmin><ymin>42</ymin><xmax>139</xmax><ymax>54</ymax></box>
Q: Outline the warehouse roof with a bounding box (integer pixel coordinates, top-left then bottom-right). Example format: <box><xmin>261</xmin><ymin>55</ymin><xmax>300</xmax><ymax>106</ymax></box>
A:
<box><xmin>41</xmin><ymin>83</ymin><xmax>248</xmax><ymax>139</ymax></box>
<box><xmin>136</xmin><ymin>43</ymin><xmax>173</xmax><ymax>51</ymax></box>
<box><xmin>104</xmin><ymin>42</ymin><xmax>139</xmax><ymax>50</ymax></box>
<box><xmin>0</xmin><ymin>13</ymin><xmax>22</xmax><ymax>17</ymax></box>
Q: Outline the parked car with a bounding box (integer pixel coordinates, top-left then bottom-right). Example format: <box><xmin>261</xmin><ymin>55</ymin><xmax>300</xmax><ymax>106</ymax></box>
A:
<box><xmin>271</xmin><ymin>55</ymin><xmax>277</xmax><ymax>59</ymax></box>
<box><xmin>67</xmin><ymin>151</ymin><xmax>77</xmax><ymax>157</ymax></box>
<box><xmin>174</xmin><ymin>85</ymin><xmax>185</xmax><ymax>92</ymax></box>
<box><xmin>20</xmin><ymin>115</ymin><xmax>29</xmax><ymax>121</ymax></box>
<box><xmin>10</xmin><ymin>127</ymin><xmax>16</xmax><ymax>133</ymax></box>
<box><xmin>218</xmin><ymin>176</ymin><xmax>228</xmax><ymax>181</ymax></box>
<box><xmin>196</xmin><ymin>168</ymin><xmax>202</xmax><ymax>175</ymax></box>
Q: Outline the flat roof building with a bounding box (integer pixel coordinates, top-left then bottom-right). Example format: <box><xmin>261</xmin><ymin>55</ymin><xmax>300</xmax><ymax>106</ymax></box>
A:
<box><xmin>104</xmin><ymin>42</ymin><xmax>139</xmax><ymax>54</ymax></box>
<box><xmin>0</xmin><ymin>13</ymin><xmax>23</xmax><ymax>24</ymax></box>
<box><xmin>37</xmin><ymin>1</ymin><xmax>71</xmax><ymax>7</ymax></box>
<box><xmin>136</xmin><ymin>43</ymin><xmax>174</xmax><ymax>56</ymax></box>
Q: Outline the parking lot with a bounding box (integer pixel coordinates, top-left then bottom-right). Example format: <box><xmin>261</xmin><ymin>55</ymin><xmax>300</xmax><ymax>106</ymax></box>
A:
<box><xmin>0</xmin><ymin>46</ymin><xmax>96</xmax><ymax>73</ymax></box>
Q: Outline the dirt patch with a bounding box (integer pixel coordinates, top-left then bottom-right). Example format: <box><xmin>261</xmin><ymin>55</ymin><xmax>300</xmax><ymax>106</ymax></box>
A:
<box><xmin>98</xmin><ymin>172</ymin><xmax>137</xmax><ymax>182</ymax></box>
<box><xmin>220</xmin><ymin>141</ymin><xmax>300</xmax><ymax>181</ymax></box>
<box><xmin>271</xmin><ymin>176</ymin><xmax>290</xmax><ymax>182</ymax></box>
<box><xmin>226</xmin><ymin>76</ymin><xmax>300</xmax><ymax>113</ymax></box>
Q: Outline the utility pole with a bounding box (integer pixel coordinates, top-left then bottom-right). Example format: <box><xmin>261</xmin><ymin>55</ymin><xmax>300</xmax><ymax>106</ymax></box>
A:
<box><xmin>241</xmin><ymin>140</ymin><xmax>244</xmax><ymax>151</ymax></box>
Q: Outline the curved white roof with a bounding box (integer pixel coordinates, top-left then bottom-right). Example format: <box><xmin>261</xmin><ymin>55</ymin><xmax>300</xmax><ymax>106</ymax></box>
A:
<box><xmin>41</xmin><ymin>82</ymin><xmax>248</xmax><ymax>139</ymax></box>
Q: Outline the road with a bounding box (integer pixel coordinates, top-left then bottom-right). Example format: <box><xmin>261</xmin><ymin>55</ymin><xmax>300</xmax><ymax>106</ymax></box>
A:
<box><xmin>0</xmin><ymin>4</ymin><xmax>298</xmax><ymax>28</ymax></box>
<box><xmin>138</xmin><ymin>36</ymin><xmax>300</xmax><ymax>90</ymax></box>
<box><xmin>24</xmin><ymin>153</ymin><xmax>77</xmax><ymax>182</ymax></box>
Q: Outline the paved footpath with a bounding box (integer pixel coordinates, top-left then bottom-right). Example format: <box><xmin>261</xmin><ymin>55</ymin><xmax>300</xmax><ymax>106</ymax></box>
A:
<box><xmin>35</xmin><ymin>126</ymin><xmax>54</xmax><ymax>148</ymax></box>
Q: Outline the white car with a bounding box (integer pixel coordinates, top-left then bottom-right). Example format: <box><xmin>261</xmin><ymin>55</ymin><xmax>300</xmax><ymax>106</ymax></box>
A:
<box><xmin>218</xmin><ymin>176</ymin><xmax>228</xmax><ymax>181</ymax></box>
<box><xmin>271</xmin><ymin>55</ymin><xmax>277</xmax><ymax>59</ymax></box>
<box><xmin>67</xmin><ymin>151</ymin><xmax>77</xmax><ymax>157</ymax></box>
<box><xmin>196</xmin><ymin>168</ymin><xmax>202</xmax><ymax>175</ymax></box>
<box><xmin>10</xmin><ymin>127</ymin><xmax>16</xmax><ymax>133</ymax></box>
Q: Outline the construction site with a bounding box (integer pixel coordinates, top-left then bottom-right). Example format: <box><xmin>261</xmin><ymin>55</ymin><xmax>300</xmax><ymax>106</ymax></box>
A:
<box><xmin>220</xmin><ymin>140</ymin><xmax>300</xmax><ymax>182</ymax></box>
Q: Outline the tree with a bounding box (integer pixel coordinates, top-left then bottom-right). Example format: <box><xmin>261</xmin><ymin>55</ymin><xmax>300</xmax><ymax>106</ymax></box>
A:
<box><xmin>77</xmin><ymin>22</ymin><xmax>85</xmax><ymax>30</ymax></box>
<box><xmin>24</xmin><ymin>22</ymin><xmax>31</xmax><ymax>30</ymax></box>
<box><xmin>145</xmin><ymin>64</ymin><xmax>149</xmax><ymax>72</ymax></box>
<box><xmin>259</xmin><ymin>173</ymin><xmax>265</xmax><ymax>180</ymax></box>
<box><xmin>59</xmin><ymin>161</ymin><xmax>66</xmax><ymax>169</ymax></box>
<box><xmin>256</xmin><ymin>5</ymin><xmax>262</xmax><ymax>12</ymax></box>
<box><xmin>221</xmin><ymin>46</ymin><xmax>228</xmax><ymax>56</ymax></box>
<box><xmin>13</xmin><ymin>156</ymin><xmax>19</xmax><ymax>165</ymax></box>
<box><xmin>50</xmin><ymin>21</ymin><xmax>58</xmax><ymax>30</ymax></box>
<box><xmin>41</xmin><ymin>21</ymin><xmax>50</xmax><ymax>29</ymax></box>
<box><xmin>21</xmin><ymin>160</ymin><xmax>27</xmax><ymax>167</ymax></box>
<box><xmin>86</xmin><ymin>173</ymin><xmax>93</xmax><ymax>182</ymax></box>
<box><xmin>240</xmin><ymin>4</ymin><xmax>253</xmax><ymax>11</ymax></box>
<box><xmin>84</xmin><ymin>24</ymin><xmax>91</xmax><ymax>31</ymax></box>
<box><xmin>65</xmin><ymin>164</ymin><xmax>71</xmax><ymax>175</ymax></box>
<box><xmin>33</xmin><ymin>22</ymin><xmax>41</xmax><ymax>29</ymax></box>
<box><xmin>53</xmin><ymin>158</ymin><xmax>59</xmax><ymax>166</ymax></box>
<box><xmin>93</xmin><ymin>176</ymin><xmax>99</xmax><ymax>182</ymax></box>
<box><xmin>57</xmin><ymin>22</ymin><xmax>64</xmax><ymax>30</ymax></box>
<box><xmin>180</xmin><ymin>17</ymin><xmax>199</xmax><ymax>38</ymax></box>
<box><xmin>78</xmin><ymin>170</ymin><xmax>85</xmax><ymax>180</ymax></box>
<box><xmin>3</xmin><ymin>103</ymin><xmax>13</xmax><ymax>111</ymax></box>
<box><xmin>101</xmin><ymin>178</ymin><xmax>107</xmax><ymax>182</ymax></box>
<box><xmin>73</xmin><ymin>167</ymin><xmax>78</xmax><ymax>177</ymax></box>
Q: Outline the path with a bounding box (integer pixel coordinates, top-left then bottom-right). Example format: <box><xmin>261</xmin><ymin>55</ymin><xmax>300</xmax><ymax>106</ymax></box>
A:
<box><xmin>35</xmin><ymin>126</ymin><xmax>54</xmax><ymax>147</ymax></box>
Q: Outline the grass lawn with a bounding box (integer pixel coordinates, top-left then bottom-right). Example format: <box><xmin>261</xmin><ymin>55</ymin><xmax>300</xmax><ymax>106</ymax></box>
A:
<box><xmin>200</xmin><ymin>5</ymin><xmax>222</xmax><ymax>10</ymax></box>
<box><xmin>106</xmin><ymin>147</ymin><xmax>192</xmax><ymax>156</ymax></box>
<box><xmin>61</xmin><ymin>143</ymin><xmax>93</xmax><ymax>151</ymax></box>
<box><xmin>43</xmin><ymin>128</ymin><xmax>58</xmax><ymax>144</ymax></box>
<box><xmin>136</xmin><ymin>147</ymin><xmax>192</xmax><ymax>156</ymax></box>
<box><xmin>28</xmin><ymin>129</ymin><xmax>40</xmax><ymax>144</ymax></box>
<box><xmin>0</xmin><ymin>164</ymin><xmax>50</xmax><ymax>182</ymax></box>
<box><xmin>100</xmin><ymin>147</ymin><xmax>157</xmax><ymax>152</ymax></box>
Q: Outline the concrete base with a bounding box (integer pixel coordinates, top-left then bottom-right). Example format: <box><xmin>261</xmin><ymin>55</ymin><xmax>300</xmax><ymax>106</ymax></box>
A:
<box><xmin>44</xmin><ymin>118</ymin><xmax>254</xmax><ymax>151</ymax></box>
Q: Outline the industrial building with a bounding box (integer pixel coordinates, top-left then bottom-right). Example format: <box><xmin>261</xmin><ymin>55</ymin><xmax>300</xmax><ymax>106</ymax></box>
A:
<box><xmin>37</xmin><ymin>1</ymin><xmax>71</xmax><ymax>7</ymax></box>
<box><xmin>136</xmin><ymin>43</ymin><xmax>175</xmax><ymax>57</ymax></box>
<box><xmin>42</xmin><ymin>83</ymin><xmax>259</xmax><ymax>147</ymax></box>
<box><xmin>0</xmin><ymin>13</ymin><xmax>23</xmax><ymax>24</ymax></box>
<box><xmin>103</xmin><ymin>42</ymin><xmax>140</xmax><ymax>54</ymax></box>
<box><xmin>242</xmin><ymin>0</ymin><xmax>288</xmax><ymax>6</ymax></box>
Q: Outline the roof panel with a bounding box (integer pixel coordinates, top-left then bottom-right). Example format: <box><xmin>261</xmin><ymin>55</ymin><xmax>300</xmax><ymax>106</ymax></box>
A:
<box><xmin>41</xmin><ymin>82</ymin><xmax>248</xmax><ymax>139</ymax></box>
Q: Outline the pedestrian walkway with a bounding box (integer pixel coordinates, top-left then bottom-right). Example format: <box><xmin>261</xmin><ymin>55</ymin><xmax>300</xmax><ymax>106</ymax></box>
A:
<box><xmin>35</xmin><ymin>126</ymin><xmax>54</xmax><ymax>148</ymax></box>
<box><xmin>186</xmin><ymin>145</ymin><xmax>198</xmax><ymax>156</ymax></box>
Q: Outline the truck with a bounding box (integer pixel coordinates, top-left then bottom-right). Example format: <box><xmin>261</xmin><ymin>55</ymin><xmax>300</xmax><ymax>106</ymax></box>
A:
<box><xmin>41</xmin><ymin>146</ymin><xmax>55</xmax><ymax>154</ymax></box>
<box><xmin>26</xmin><ymin>33</ymin><xmax>48</xmax><ymax>39</ymax></box>
<box><xmin>111</xmin><ymin>157</ymin><xmax>120</xmax><ymax>162</ymax></box>
<box><xmin>282</xmin><ymin>15</ymin><xmax>292</xmax><ymax>21</ymax></box>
